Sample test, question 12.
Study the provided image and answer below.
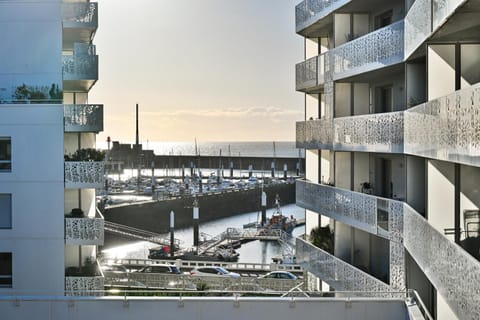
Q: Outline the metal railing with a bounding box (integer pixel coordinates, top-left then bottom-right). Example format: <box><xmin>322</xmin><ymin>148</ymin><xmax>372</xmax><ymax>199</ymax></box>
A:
<box><xmin>296</xmin><ymin>180</ymin><xmax>406</xmax><ymax>290</ymax></box>
<box><xmin>403</xmin><ymin>204</ymin><xmax>480</xmax><ymax>320</ymax></box>
<box><xmin>298</xmin><ymin>85</ymin><xmax>480</xmax><ymax>167</ymax></box>
<box><xmin>65</xmin><ymin>208</ymin><xmax>104</xmax><ymax>245</ymax></box>
<box><xmin>101</xmin><ymin>258</ymin><xmax>303</xmax><ymax>273</ymax></box>
<box><xmin>296</xmin><ymin>180</ymin><xmax>405</xmax><ymax>243</ymax></box>
<box><xmin>62</xmin><ymin>2</ymin><xmax>98</xmax><ymax>27</ymax></box>
<box><xmin>333</xmin><ymin>20</ymin><xmax>404</xmax><ymax>80</ymax></box>
<box><xmin>296</xmin><ymin>118</ymin><xmax>333</xmax><ymax>150</ymax></box>
<box><xmin>64</xmin><ymin>161</ymin><xmax>105</xmax><ymax>188</ymax></box>
<box><xmin>296</xmin><ymin>180</ymin><xmax>480</xmax><ymax>319</ymax></box>
<box><xmin>64</xmin><ymin>104</ymin><xmax>103</xmax><ymax>132</ymax></box>
<box><xmin>404</xmin><ymin>83</ymin><xmax>480</xmax><ymax>166</ymax></box>
<box><xmin>405</xmin><ymin>0</ymin><xmax>466</xmax><ymax>58</ymax></box>
<box><xmin>103</xmin><ymin>220</ymin><xmax>181</xmax><ymax>247</ymax></box>
<box><xmin>295</xmin><ymin>237</ymin><xmax>395</xmax><ymax>295</ymax></box>
<box><xmin>295</xmin><ymin>0</ymin><xmax>352</xmax><ymax>33</ymax></box>
<box><xmin>104</xmin><ymin>272</ymin><xmax>304</xmax><ymax>293</ymax></box>
<box><xmin>65</xmin><ymin>260</ymin><xmax>104</xmax><ymax>296</ymax></box>
<box><xmin>62</xmin><ymin>54</ymin><xmax>98</xmax><ymax>81</ymax></box>
<box><xmin>295</xmin><ymin>56</ymin><xmax>318</xmax><ymax>91</ymax></box>
<box><xmin>297</xmin><ymin>112</ymin><xmax>405</xmax><ymax>153</ymax></box>
<box><xmin>333</xmin><ymin>111</ymin><xmax>404</xmax><ymax>153</ymax></box>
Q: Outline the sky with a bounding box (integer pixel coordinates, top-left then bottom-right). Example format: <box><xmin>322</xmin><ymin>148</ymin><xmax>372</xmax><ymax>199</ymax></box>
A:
<box><xmin>89</xmin><ymin>0</ymin><xmax>304</xmax><ymax>144</ymax></box>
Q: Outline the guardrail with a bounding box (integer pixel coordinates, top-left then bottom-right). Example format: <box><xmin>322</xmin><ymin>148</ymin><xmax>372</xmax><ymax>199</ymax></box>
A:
<box><xmin>65</xmin><ymin>161</ymin><xmax>105</xmax><ymax>189</ymax></box>
<box><xmin>333</xmin><ymin>20</ymin><xmax>404</xmax><ymax>80</ymax></box>
<box><xmin>100</xmin><ymin>258</ymin><xmax>303</xmax><ymax>273</ymax></box>
<box><xmin>62</xmin><ymin>2</ymin><xmax>98</xmax><ymax>26</ymax></box>
<box><xmin>405</xmin><ymin>0</ymin><xmax>465</xmax><ymax>58</ymax></box>
<box><xmin>295</xmin><ymin>0</ymin><xmax>352</xmax><ymax>33</ymax></box>
<box><xmin>64</xmin><ymin>104</ymin><xmax>103</xmax><ymax>133</ymax></box>
<box><xmin>65</xmin><ymin>210</ymin><xmax>104</xmax><ymax>245</ymax></box>
<box><xmin>104</xmin><ymin>272</ymin><xmax>304</xmax><ymax>292</ymax></box>
<box><xmin>295</xmin><ymin>237</ymin><xmax>394</xmax><ymax>295</ymax></box>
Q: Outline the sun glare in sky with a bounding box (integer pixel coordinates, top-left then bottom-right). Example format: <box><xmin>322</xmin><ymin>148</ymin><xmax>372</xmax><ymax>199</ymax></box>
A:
<box><xmin>89</xmin><ymin>0</ymin><xmax>303</xmax><ymax>143</ymax></box>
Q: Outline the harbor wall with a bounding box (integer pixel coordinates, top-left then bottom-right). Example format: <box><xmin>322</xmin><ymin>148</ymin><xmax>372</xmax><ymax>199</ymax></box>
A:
<box><xmin>102</xmin><ymin>182</ymin><xmax>295</xmax><ymax>236</ymax></box>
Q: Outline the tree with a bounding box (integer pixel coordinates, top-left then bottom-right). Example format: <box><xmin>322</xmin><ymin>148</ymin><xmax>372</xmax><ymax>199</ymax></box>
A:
<box><xmin>309</xmin><ymin>226</ymin><xmax>334</xmax><ymax>254</ymax></box>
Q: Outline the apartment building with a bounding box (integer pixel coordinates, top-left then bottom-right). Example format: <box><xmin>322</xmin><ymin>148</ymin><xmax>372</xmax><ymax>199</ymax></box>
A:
<box><xmin>0</xmin><ymin>0</ymin><xmax>104</xmax><ymax>295</ymax></box>
<box><xmin>295</xmin><ymin>0</ymin><xmax>480</xmax><ymax>319</ymax></box>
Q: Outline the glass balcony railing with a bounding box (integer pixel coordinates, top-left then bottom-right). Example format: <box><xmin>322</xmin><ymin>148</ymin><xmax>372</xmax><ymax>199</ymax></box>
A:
<box><xmin>333</xmin><ymin>20</ymin><xmax>404</xmax><ymax>80</ymax></box>
<box><xmin>64</xmin><ymin>161</ymin><xmax>105</xmax><ymax>189</ymax></box>
<box><xmin>62</xmin><ymin>2</ymin><xmax>98</xmax><ymax>28</ymax></box>
<box><xmin>64</xmin><ymin>104</ymin><xmax>103</xmax><ymax>133</ymax></box>
<box><xmin>404</xmin><ymin>84</ymin><xmax>480</xmax><ymax>167</ymax></box>
<box><xmin>296</xmin><ymin>111</ymin><xmax>404</xmax><ymax>153</ymax></box>
<box><xmin>65</xmin><ymin>209</ymin><xmax>104</xmax><ymax>246</ymax></box>
<box><xmin>295</xmin><ymin>0</ymin><xmax>352</xmax><ymax>34</ymax></box>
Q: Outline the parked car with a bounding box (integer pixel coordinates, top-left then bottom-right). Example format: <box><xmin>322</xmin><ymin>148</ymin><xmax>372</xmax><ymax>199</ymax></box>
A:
<box><xmin>260</xmin><ymin>271</ymin><xmax>297</xmax><ymax>280</ymax></box>
<box><xmin>137</xmin><ymin>264</ymin><xmax>181</xmax><ymax>274</ymax></box>
<box><xmin>101</xmin><ymin>264</ymin><xmax>128</xmax><ymax>273</ymax></box>
<box><xmin>190</xmin><ymin>266</ymin><xmax>240</xmax><ymax>278</ymax></box>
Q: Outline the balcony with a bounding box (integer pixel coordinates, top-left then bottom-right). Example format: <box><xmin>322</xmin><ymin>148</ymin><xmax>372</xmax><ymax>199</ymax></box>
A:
<box><xmin>334</xmin><ymin>111</ymin><xmax>404</xmax><ymax>153</ymax></box>
<box><xmin>63</xmin><ymin>44</ymin><xmax>98</xmax><ymax>92</ymax></box>
<box><xmin>296</xmin><ymin>54</ymin><xmax>326</xmax><ymax>92</ymax></box>
<box><xmin>404</xmin><ymin>84</ymin><xmax>480</xmax><ymax>167</ymax></box>
<box><xmin>64</xmin><ymin>104</ymin><xmax>103</xmax><ymax>133</ymax></box>
<box><xmin>62</xmin><ymin>2</ymin><xmax>98</xmax><ymax>51</ymax></box>
<box><xmin>332</xmin><ymin>20</ymin><xmax>404</xmax><ymax>80</ymax></box>
<box><xmin>65</xmin><ymin>209</ymin><xmax>104</xmax><ymax>246</ymax></box>
<box><xmin>296</xmin><ymin>180</ymin><xmax>404</xmax><ymax>241</ymax></box>
<box><xmin>297</xmin><ymin>111</ymin><xmax>404</xmax><ymax>153</ymax></box>
<box><xmin>295</xmin><ymin>0</ymin><xmax>352</xmax><ymax>35</ymax></box>
<box><xmin>296</xmin><ymin>118</ymin><xmax>333</xmax><ymax>150</ymax></box>
<box><xmin>403</xmin><ymin>204</ymin><xmax>480</xmax><ymax>320</ymax></box>
<box><xmin>65</xmin><ymin>260</ymin><xmax>104</xmax><ymax>296</ymax></box>
<box><xmin>405</xmin><ymin>0</ymin><xmax>467</xmax><ymax>59</ymax></box>
<box><xmin>296</xmin><ymin>237</ymin><xmax>392</xmax><ymax>293</ymax></box>
<box><xmin>65</xmin><ymin>161</ymin><xmax>105</xmax><ymax>189</ymax></box>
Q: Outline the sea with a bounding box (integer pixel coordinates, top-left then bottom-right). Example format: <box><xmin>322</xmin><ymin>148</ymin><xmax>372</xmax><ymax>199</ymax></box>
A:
<box><xmin>98</xmin><ymin>140</ymin><xmax>304</xmax><ymax>158</ymax></box>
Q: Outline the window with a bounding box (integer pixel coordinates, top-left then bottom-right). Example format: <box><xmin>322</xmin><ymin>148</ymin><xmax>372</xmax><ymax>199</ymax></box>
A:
<box><xmin>0</xmin><ymin>194</ymin><xmax>12</xmax><ymax>229</ymax></box>
<box><xmin>0</xmin><ymin>253</ymin><xmax>12</xmax><ymax>288</ymax></box>
<box><xmin>374</xmin><ymin>10</ymin><xmax>393</xmax><ymax>30</ymax></box>
<box><xmin>0</xmin><ymin>138</ymin><xmax>11</xmax><ymax>172</ymax></box>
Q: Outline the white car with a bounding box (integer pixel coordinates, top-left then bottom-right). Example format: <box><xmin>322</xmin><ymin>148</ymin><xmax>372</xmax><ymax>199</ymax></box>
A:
<box><xmin>260</xmin><ymin>271</ymin><xmax>297</xmax><ymax>280</ymax></box>
<box><xmin>189</xmin><ymin>266</ymin><xmax>240</xmax><ymax>278</ymax></box>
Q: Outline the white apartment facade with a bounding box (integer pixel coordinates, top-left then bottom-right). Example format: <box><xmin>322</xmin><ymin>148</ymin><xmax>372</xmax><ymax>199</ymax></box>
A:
<box><xmin>0</xmin><ymin>0</ymin><xmax>104</xmax><ymax>295</ymax></box>
<box><xmin>295</xmin><ymin>0</ymin><xmax>480</xmax><ymax>319</ymax></box>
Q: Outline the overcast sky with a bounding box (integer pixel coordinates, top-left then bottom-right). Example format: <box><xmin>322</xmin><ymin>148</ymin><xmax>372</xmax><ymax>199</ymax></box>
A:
<box><xmin>90</xmin><ymin>0</ymin><xmax>303</xmax><ymax>144</ymax></box>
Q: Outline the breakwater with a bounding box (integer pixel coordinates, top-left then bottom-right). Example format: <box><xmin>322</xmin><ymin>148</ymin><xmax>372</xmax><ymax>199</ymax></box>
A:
<box><xmin>102</xmin><ymin>182</ymin><xmax>295</xmax><ymax>235</ymax></box>
<box><xmin>105</xmin><ymin>142</ymin><xmax>304</xmax><ymax>174</ymax></box>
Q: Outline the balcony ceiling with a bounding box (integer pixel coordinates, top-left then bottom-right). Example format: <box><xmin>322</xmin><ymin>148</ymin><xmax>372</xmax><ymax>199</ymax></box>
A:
<box><xmin>336</xmin><ymin>63</ymin><xmax>404</xmax><ymax>84</ymax></box>
<box><xmin>431</xmin><ymin>0</ymin><xmax>480</xmax><ymax>42</ymax></box>
<box><xmin>337</xmin><ymin>0</ymin><xmax>398</xmax><ymax>13</ymax></box>
<box><xmin>63</xmin><ymin>28</ymin><xmax>96</xmax><ymax>51</ymax></box>
<box><xmin>63</xmin><ymin>80</ymin><xmax>97</xmax><ymax>93</ymax></box>
<box><xmin>301</xmin><ymin>0</ymin><xmax>401</xmax><ymax>38</ymax></box>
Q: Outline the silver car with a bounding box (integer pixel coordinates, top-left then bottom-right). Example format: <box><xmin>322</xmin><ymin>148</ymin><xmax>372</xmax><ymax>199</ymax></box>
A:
<box><xmin>189</xmin><ymin>266</ymin><xmax>240</xmax><ymax>278</ymax></box>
